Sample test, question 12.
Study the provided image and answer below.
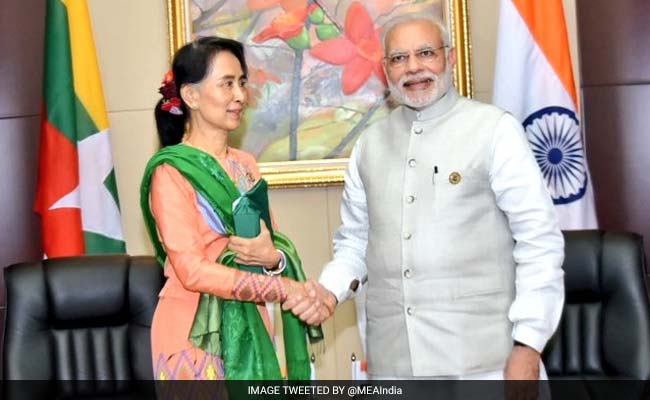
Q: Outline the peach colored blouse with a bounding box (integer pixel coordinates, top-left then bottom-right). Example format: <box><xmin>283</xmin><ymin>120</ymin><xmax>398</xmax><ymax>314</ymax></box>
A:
<box><xmin>149</xmin><ymin>147</ymin><xmax>274</xmax><ymax>363</ymax></box>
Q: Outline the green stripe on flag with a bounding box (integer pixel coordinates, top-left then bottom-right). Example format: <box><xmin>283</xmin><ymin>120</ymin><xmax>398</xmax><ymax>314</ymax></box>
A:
<box><xmin>104</xmin><ymin>169</ymin><xmax>121</xmax><ymax>208</ymax></box>
<box><xmin>84</xmin><ymin>231</ymin><xmax>126</xmax><ymax>254</ymax></box>
<box><xmin>44</xmin><ymin>0</ymin><xmax>76</xmax><ymax>144</ymax></box>
<box><xmin>75</xmin><ymin>96</ymin><xmax>100</xmax><ymax>141</ymax></box>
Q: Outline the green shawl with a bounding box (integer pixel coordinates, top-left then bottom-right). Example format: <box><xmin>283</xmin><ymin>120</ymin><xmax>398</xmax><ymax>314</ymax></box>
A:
<box><xmin>140</xmin><ymin>144</ymin><xmax>323</xmax><ymax>380</ymax></box>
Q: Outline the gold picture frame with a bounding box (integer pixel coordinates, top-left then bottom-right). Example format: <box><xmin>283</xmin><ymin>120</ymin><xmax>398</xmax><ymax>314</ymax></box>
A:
<box><xmin>167</xmin><ymin>0</ymin><xmax>473</xmax><ymax>188</ymax></box>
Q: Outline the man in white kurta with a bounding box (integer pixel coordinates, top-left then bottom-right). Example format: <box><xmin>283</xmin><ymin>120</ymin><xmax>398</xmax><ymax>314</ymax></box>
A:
<box><xmin>285</xmin><ymin>13</ymin><xmax>564</xmax><ymax>380</ymax></box>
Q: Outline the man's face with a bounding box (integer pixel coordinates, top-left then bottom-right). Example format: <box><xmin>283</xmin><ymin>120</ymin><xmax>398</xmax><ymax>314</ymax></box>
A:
<box><xmin>383</xmin><ymin>19</ymin><xmax>456</xmax><ymax>109</ymax></box>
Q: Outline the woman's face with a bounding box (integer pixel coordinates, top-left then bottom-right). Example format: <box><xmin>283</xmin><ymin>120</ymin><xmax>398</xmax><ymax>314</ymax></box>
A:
<box><xmin>190</xmin><ymin>51</ymin><xmax>248</xmax><ymax>133</ymax></box>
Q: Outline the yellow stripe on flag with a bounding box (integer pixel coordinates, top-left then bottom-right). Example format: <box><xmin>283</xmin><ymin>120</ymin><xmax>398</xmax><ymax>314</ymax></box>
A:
<box><xmin>65</xmin><ymin>0</ymin><xmax>109</xmax><ymax>131</ymax></box>
<box><xmin>512</xmin><ymin>0</ymin><xmax>578</xmax><ymax>109</ymax></box>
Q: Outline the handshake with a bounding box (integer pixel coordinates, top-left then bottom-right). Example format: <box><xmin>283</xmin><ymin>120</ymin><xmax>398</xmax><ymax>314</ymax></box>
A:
<box><xmin>282</xmin><ymin>279</ymin><xmax>337</xmax><ymax>326</ymax></box>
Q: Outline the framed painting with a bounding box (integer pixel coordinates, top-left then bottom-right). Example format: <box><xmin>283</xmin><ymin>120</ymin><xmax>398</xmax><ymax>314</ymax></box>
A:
<box><xmin>166</xmin><ymin>0</ymin><xmax>473</xmax><ymax>187</ymax></box>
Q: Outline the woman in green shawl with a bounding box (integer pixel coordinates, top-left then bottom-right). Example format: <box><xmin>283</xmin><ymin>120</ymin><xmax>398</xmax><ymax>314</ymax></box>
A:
<box><xmin>141</xmin><ymin>37</ymin><xmax>328</xmax><ymax>380</ymax></box>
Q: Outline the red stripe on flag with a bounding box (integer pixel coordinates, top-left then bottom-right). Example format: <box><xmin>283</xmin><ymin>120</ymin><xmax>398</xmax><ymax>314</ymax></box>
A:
<box><xmin>40</xmin><ymin>208</ymin><xmax>85</xmax><ymax>257</ymax></box>
<box><xmin>34</xmin><ymin>111</ymin><xmax>79</xmax><ymax>209</ymax></box>
<box><xmin>34</xmin><ymin>107</ymin><xmax>85</xmax><ymax>256</ymax></box>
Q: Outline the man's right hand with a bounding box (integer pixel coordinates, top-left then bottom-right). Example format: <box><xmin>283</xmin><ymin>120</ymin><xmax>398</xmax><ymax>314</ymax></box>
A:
<box><xmin>283</xmin><ymin>279</ymin><xmax>337</xmax><ymax>326</ymax></box>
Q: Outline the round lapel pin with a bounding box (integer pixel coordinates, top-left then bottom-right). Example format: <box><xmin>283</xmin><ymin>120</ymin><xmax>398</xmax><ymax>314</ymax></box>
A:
<box><xmin>449</xmin><ymin>172</ymin><xmax>462</xmax><ymax>185</ymax></box>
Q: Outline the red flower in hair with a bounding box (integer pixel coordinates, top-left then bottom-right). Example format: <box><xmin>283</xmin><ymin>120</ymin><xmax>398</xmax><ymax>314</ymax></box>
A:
<box><xmin>161</xmin><ymin>97</ymin><xmax>183</xmax><ymax>115</ymax></box>
<box><xmin>158</xmin><ymin>70</ymin><xmax>183</xmax><ymax>115</ymax></box>
<box><xmin>159</xmin><ymin>71</ymin><xmax>179</xmax><ymax>99</ymax></box>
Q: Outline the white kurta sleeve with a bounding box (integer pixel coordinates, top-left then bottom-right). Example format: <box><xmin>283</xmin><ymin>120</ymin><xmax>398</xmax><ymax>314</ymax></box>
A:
<box><xmin>319</xmin><ymin>143</ymin><xmax>369</xmax><ymax>303</ymax></box>
<box><xmin>490</xmin><ymin>113</ymin><xmax>565</xmax><ymax>353</ymax></box>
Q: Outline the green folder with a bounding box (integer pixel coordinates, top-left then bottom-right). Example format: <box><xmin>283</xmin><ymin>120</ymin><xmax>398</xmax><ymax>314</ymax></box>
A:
<box><xmin>232</xmin><ymin>179</ymin><xmax>274</xmax><ymax>272</ymax></box>
<box><xmin>232</xmin><ymin>178</ymin><xmax>273</xmax><ymax>239</ymax></box>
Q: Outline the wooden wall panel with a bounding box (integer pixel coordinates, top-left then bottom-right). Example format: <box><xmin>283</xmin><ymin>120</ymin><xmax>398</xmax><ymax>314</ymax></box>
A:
<box><xmin>0</xmin><ymin>0</ymin><xmax>46</xmax><ymax>370</ymax></box>
<box><xmin>0</xmin><ymin>0</ymin><xmax>46</xmax><ymax>118</ymax></box>
<box><xmin>577</xmin><ymin>0</ymin><xmax>650</xmax><ymax>86</ymax></box>
<box><xmin>577</xmin><ymin>0</ymin><xmax>650</xmax><ymax>257</ymax></box>
<box><xmin>0</xmin><ymin>117</ymin><xmax>43</xmax><ymax>303</ymax></box>
<box><xmin>583</xmin><ymin>85</ymin><xmax>650</xmax><ymax>256</ymax></box>
<box><xmin>0</xmin><ymin>307</ymin><xmax>4</xmax><ymax>378</ymax></box>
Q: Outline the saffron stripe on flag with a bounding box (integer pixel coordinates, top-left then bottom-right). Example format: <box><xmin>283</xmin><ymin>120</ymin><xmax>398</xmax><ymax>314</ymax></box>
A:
<box><xmin>511</xmin><ymin>0</ymin><xmax>578</xmax><ymax>107</ymax></box>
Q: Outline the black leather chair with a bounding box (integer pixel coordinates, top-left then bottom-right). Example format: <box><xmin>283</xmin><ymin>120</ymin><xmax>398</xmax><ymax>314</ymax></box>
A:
<box><xmin>544</xmin><ymin>230</ymin><xmax>650</xmax><ymax>382</ymax></box>
<box><xmin>2</xmin><ymin>255</ymin><xmax>163</xmax><ymax>398</ymax></box>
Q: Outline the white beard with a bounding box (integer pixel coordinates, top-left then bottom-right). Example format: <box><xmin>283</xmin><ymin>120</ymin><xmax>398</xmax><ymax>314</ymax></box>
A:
<box><xmin>388</xmin><ymin>65</ymin><xmax>453</xmax><ymax>109</ymax></box>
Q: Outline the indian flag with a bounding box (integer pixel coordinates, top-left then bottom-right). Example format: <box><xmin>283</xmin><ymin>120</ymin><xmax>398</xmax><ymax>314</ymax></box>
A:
<box><xmin>493</xmin><ymin>0</ymin><xmax>598</xmax><ymax>229</ymax></box>
<box><xmin>34</xmin><ymin>0</ymin><xmax>125</xmax><ymax>257</ymax></box>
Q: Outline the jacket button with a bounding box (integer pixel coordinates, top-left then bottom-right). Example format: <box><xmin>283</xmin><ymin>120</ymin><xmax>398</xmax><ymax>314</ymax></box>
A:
<box><xmin>406</xmin><ymin>195</ymin><xmax>415</xmax><ymax>204</ymax></box>
<box><xmin>408</xmin><ymin>158</ymin><xmax>417</xmax><ymax>167</ymax></box>
<box><xmin>403</xmin><ymin>232</ymin><xmax>412</xmax><ymax>240</ymax></box>
<box><xmin>406</xmin><ymin>307</ymin><xmax>413</xmax><ymax>316</ymax></box>
<box><xmin>404</xmin><ymin>269</ymin><xmax>412</xmax><ymax>278</ymax></box>
<box><xmin>414</xmin><ymin>128</ymin><xmax>423</xmax><ymax>135</ymax></box>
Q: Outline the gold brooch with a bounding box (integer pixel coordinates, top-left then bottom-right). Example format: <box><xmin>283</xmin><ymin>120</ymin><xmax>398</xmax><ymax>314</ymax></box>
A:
<box><xmin>449</xmin><ymin>172</ymin><xmax>462</xmax><ymax>184</ymax></box>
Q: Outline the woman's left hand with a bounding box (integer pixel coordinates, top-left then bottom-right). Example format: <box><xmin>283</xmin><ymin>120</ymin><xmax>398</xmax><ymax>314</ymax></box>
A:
<box><xmin>228</xmin><ymin>219</ymin><xmax>281</xmax><ymax>269</ymax></box>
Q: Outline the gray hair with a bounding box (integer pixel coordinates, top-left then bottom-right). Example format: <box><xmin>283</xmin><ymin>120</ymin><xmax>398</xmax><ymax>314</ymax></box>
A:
<box><xmin>381</xmin><ymin>12</ymin><xmax>451</xmax><ymax>51</ymax></box>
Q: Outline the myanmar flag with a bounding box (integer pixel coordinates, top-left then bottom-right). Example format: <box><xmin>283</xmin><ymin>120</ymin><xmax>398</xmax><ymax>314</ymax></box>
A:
<box><xmin>34</xmin><ymin>0</ymin><xmax>125</xmax><ymax>257</ymax></box>
<box><xmin>493</xmin><ymin>0</ymin><xmax>598</xmax><ymax>229</ymax></box>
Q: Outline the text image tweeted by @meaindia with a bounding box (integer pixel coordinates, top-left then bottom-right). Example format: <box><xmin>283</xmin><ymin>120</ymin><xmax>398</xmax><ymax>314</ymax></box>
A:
<box><xmin>248</xmin><ymin>383</ymin><xmax>403</xmax><ymax>397</ymax></box>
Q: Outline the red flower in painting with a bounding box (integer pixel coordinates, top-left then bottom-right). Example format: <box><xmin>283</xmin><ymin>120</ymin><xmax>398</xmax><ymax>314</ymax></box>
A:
<box><xmin>246</xmin><ymin>66</ymin><xmax>282</xmax><ymax>107</ymax></box>
<box><xmin>251</xmin><ymin>1</ymin><xmax>316</xmax><ymax>43</ymax></box>
<box><xmin>247</xmin><ymin>0</ymin><xmax>306</xmax><ymax>12</ymax></box>
<box><xmin>309</xmin><ymin>2</ymin><xmax>386</xmax><ymax>95</ymax></box>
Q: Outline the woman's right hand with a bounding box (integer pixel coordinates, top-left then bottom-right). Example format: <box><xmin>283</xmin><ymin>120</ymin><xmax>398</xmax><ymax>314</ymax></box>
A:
<box><xmin>228</xmin><ymin>219</ymin><xmax>281</xmax><ymax>269</ymax></box>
